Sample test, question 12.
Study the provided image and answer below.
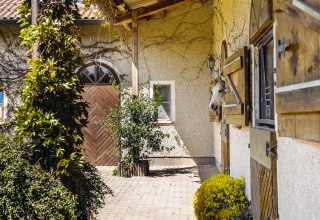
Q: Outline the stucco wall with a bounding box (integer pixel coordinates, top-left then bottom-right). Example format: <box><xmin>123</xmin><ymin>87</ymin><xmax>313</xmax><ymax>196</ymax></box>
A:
<box><xmin>212</xmin><ymin>0</ymin><xmax>251</xmax><ymax>195</ymax></box>
<box><xmin>277</xmin><ymin>138</ymin><xmax>320</xmax><ymax>220</ymax></box>
<box><xmin>137</xmin><ymin>1</ymin><xmax>214</xmax><ymax>158</ymax></box>
<box><xmin>74</xmin><ymin>1</ymin><xmax>215</xmax><ymax>159</ymax></box>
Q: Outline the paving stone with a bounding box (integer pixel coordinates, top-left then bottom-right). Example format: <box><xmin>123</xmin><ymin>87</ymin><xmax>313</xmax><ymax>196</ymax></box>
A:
<box><xmin>96</xmin><ymin>165</ymin><xmax>218</xmax><ymax>220</ymax></box>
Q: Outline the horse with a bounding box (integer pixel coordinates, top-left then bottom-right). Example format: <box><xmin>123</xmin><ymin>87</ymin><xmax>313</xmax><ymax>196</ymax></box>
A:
<box><xmin>209</xmin><ymin>76</ymin><xmax>227</xmax><ymax>112</ymax></box>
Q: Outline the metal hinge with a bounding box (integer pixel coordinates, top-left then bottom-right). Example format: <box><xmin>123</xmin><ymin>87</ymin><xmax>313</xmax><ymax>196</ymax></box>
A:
<box><xmin>266</xmin><ymin>143</ymin><xmax>277</xmax><ymax>156</ymax></box>
<box><xmin>278</xmin><ymin>37</ymin><xmax>290</xmax><ymax>59</ymax></box>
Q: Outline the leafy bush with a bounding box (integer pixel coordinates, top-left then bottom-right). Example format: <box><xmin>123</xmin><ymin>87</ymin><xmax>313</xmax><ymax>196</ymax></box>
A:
<box><xmin>102</xmin><ymin>83</ymin><xmax>170</xmax><ymax>164</ymax></box>
<box><xmin>0</xmin><ymin>135</ymin><xmax>77</xmax><ymax>219</ymax></box>
<box><xmin>193</xmin><ymin>174</ymin><xmax>249</xmax><ymax>220</ymax></box>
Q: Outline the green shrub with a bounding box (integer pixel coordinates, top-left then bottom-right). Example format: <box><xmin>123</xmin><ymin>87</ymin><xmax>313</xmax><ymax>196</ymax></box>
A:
<box><xmin>0</xmin><ymin>135</ymin><xmax>77</xmax><ymax>219</ymax></box>
<box><xmin>102</xmin><ymin>83</ymin><xmax>170</xmax><ymax>164</ymax></box>
<box><xmin>193</xmin><ymin>174</ymin><xmax>249</xmax><ymax>220</ymax></box>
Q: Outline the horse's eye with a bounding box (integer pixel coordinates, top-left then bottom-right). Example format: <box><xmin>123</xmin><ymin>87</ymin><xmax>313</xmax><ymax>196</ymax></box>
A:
<box><xmin>218</xmin><ymin>90</ymin><xmax>222</xmax><ymax>93</ymax></box>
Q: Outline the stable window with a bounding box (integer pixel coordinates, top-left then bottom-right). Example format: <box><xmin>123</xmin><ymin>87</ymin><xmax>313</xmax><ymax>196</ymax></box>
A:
<box><xmin>0</xmin><ymin>90</ymin><xmax>3</xmax><ymax>120</ymax></box>
<box><xmin>256</xmin><ymin>30</ymin><xmax>275</xmax><ymax>128</ymax></box>
<box><xmin>150</xmin><ymin>81</ymin><xmax>175</xmax><ymax>122</ymax></box>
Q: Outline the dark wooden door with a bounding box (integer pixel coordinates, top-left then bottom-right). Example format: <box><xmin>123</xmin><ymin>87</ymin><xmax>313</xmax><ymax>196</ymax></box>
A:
<box><xmin>220</xmin><ymin>123</ymin><xmax>230</xmax><ymax>175</ymax></box>
<box><xmin>82</xmin><ymin>85</ymin><xmax>119</xmax><ymax>166</ymax></box>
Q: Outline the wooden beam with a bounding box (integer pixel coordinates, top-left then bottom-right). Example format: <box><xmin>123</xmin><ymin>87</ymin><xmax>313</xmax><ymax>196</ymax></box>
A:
<box><xmin>31</xmin><ymin>0</ymin><xmax>39</xmax><ymax>58</ymax></box>
<box><xmin>131</xmin><ymin>10</ymin><xmax>139</xmax><ymax>96</ymax></box>
<box><xmin>115</xmin><ymin>0</ymin><xmax>199</xmax><ymax>25</ymax></box>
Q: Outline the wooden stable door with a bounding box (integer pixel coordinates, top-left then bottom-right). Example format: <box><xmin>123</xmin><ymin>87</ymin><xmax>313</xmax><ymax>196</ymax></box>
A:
<box><xmin>221</xmin><ymin>123</ymin><xmax>230</xmax><ymax>175</ymax></box>
<box><xmin>82</xmin><ymin>85</ymin><xmax>119</xmax><ymax>166</ymax></box>
<box><xmin>250</xmin><ymin>129</ymin><xmax>278</xmax><ymax>220</ymax></box>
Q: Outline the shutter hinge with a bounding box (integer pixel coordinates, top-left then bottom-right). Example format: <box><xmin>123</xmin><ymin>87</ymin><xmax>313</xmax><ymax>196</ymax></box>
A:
<box><xmin>278</xmin><ymin>37</ymin><xmax>291</xmax><ymax>59</ymax></box>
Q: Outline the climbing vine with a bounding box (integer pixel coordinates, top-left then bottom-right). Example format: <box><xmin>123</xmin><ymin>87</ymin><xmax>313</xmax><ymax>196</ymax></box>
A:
<box><xmin>12</xmin><ymin>0</ymin><xmax>108</xmax><ymax>219</ymax></box>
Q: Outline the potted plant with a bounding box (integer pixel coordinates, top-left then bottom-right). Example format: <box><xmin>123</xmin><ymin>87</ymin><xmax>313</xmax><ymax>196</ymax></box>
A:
<box><xmin>102</xmin><ymin>83</ymin><xmax>169</xmax><ymax>177</ymax></box>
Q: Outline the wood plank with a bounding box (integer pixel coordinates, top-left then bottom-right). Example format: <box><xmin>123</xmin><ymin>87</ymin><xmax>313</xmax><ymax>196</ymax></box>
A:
<box><xmin>292</xmin><ymin>17</ymin><xmax>305</xmax><ymax>84</ymax></box>
<box><xmin>275</xmin><ymin>12</ymin><xmax>293</xmax><ymax>87</ymax></box>
<box><xmin>276</xmin><ymin>86</ymin><xmax>320</xmax><ymax>113</ymax></box>
<box><xmin>278</xmin><ymin>114</ymin><xmax>296</xmax><ymax>138</ymax></box>
<box><xmin>223</xmin><ymin>56</ymin><xmax>243</xmax><ymax>75</ymax></box>
<box><xmin>250</xmin><ymin>158</ymin><xmax>261</xmax><ymax>220</ymax></box>
<box><xmin>223</xmin><ymin>104</ymin><xmax>243</xmax><ymax>115</ymax></box>
<box><xmin>221</xmin><ymin>123</ymin><xmax>230</xmax><ymax>175</ymax></box>
<box><xmin>114</xmin><ymin>0</ymin><xmax>199</xmax><ymax>25</ymax></box>
<box><xmin>296</xmin><ymin>113</ymin><xmax>320</xmax><ymax>142</ymax></box>
<box><xmin>304</xmin><ymin>12</ymin><xmax>319</xmax><ymax>81</ymax></box>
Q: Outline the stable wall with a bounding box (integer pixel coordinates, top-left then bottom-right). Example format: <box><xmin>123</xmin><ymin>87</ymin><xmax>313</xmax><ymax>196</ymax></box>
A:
<box><xmin>211</xmin><ymin>0</ymin><xmax>320</xmax><ymax>216</ymax></box>
<box><xmin>212</xmin><ymin>0</ymin><xmax>251</xmax><ymax>198</ymax></box>
<box><xmin>277</xmin><ymin>138</ymin><xmax>320</xmax><ymax>219</ymax></box>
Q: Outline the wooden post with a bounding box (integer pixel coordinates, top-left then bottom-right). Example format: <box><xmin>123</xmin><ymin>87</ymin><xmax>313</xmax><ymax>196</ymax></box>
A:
<box><xmin>131</xmin><ymin>10</ymin><xmax>139</xmax><ymax>96</ymax></box>
<box><xmin>31</xmin><ymin>0</ymin><xmax>39</xmax><ymax>58</ymax></box>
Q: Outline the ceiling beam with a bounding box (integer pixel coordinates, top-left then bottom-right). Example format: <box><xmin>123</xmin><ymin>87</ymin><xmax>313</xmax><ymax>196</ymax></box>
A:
<box><xmin>114</xmin><ymin>0</ymin><xmax>200</xmax><ymax>25</ymax></box>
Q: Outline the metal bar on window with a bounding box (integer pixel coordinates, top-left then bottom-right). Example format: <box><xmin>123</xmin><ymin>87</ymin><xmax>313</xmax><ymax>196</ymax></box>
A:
<box><xmin>226</xmin><ymin>75</ymin><xmax>242</xmax><ymax>104</ymax></box>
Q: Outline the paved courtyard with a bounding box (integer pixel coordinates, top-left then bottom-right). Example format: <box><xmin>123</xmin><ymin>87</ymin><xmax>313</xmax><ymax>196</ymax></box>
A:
<box><xmin>97</xmin><ymin>165</ymin><xmax>218</xmax><ymax>220</ymax></box>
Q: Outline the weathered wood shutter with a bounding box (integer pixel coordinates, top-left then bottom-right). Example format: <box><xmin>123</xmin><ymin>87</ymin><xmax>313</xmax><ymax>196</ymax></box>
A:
<box><xmin>275</xmin><ymin>1</ymin><xmax>320</xmax><ymax>142</ymax></box>
<box><xmin>222</xmin><ymin>46</ymin><xmax>250</xmax><ymax>126</ymax></box>
<box><xmin>250</xmin><ymin>0</ymin><xmax>273</xmax><ymax>44</ymax></box>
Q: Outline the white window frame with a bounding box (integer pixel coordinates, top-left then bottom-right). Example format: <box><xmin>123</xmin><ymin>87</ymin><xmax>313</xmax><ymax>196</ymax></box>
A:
<box><xmin>150</xmin><ymin>81</ymin><xmax>176</xmax><ymax>123</ymax></box>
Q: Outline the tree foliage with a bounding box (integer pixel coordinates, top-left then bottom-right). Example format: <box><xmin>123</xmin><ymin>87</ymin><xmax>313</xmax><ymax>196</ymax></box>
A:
<box><xmin>4</xmin><ymin>0</ymin><xmax>110</xmax><ymax>219</ymax></box>
<box><xmin>0</xmin><ymin>135</ymin><xmax>78</xmax><ymax>220</ymax></box>
<box><xmin>102</xmin><ymin>84</ymin><xmax>170</xmax><ymax>164</ymax></box>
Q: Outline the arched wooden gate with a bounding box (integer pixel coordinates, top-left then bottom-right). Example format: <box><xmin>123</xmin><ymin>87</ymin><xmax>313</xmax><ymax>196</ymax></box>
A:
<box><xmin>78</xmin><ymin>61</ymin><xmax>120</xmax><ymax>166</ymax></box>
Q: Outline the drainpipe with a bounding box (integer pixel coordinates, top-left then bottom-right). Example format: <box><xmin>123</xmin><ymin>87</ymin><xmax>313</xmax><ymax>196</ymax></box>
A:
<box><xmin>31</xmin><ymin>0</ymin><xmax>39</xmax><ymax>58</ymax></box>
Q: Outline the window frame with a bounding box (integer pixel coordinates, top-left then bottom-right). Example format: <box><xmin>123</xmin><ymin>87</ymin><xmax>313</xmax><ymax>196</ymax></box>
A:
<box><xmin>150</xmin><ymin>81</ymin><xmax>176</xmax><ymax>123</ymax></box>
<box><xmin>254</xmin><ymin>29</ymin><xmax>276</xmax><ymax>129</ymax></box>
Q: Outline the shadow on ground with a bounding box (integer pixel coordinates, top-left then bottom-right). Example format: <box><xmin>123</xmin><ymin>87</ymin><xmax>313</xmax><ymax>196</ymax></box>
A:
<box><xmin>149</xmin><ymin>166</ymin><xmax>197</xmax><ymax>178</ymax></box>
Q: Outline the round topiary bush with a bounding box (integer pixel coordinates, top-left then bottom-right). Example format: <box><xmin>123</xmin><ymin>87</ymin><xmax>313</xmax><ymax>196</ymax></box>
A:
<box><xmin>193</xmin><ymin>174</ymin><xmax>249</xmax><ymax>220</ymax></box>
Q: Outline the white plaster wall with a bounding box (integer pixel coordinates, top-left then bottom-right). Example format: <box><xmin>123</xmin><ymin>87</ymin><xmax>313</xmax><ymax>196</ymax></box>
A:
<box><xmin>277</xmin><ymin>137</ymin><xmax>320</xmax><ymax>220</ymax></box>
<box><xmin>229</xmin><ymin>126</ymin><xmax>251</xmax><ymax>200</ymax></box>
<box><xmin>137</xmin><ymin>1</ymin><xmax>214</xmax><ymax>157</ymax></box>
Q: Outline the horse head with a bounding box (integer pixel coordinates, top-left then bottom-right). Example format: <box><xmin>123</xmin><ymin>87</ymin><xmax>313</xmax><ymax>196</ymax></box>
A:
<box><xmin>209</xmin><ymin>77</ymin><xmax>226</xmax><ymax>111</ymax></box>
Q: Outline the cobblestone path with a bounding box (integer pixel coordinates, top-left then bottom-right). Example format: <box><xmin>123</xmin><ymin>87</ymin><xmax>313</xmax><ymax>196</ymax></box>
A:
<box><xmin>97</xmin><ymin>165</ymin><xmax>218</xmax><ymax>220</ymax></box>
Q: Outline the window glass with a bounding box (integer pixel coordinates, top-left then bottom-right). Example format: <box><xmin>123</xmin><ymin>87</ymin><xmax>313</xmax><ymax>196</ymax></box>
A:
<box><xmin>78</xmin><ymin>62</ymin><xmax>119</xmax><ymax>85</ymax></box>
<box><xmin>258</xmin><ymin>33</ymin><xmax>275</xmax><ymax>127</ymax></box>
<box><xmin>154</xmin><ymin>85</ymin><xmax>171</xmax><ymax>121</ymax></box>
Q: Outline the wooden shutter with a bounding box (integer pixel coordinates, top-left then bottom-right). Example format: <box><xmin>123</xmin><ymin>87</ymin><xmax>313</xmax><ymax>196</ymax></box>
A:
<box><xmin>250</xmin><ymin>0</ymin><xmax>273</xmax><ymax>44</ymax></box>
<box><xmin>275</xmin><ymin>3</ymin><xmax>320</xmax><ymax>142</ymax></box>
<box><xmin>222</xmin><ymin>46</ymin><xmax>250</xmax><ymax>126</ymax></box>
